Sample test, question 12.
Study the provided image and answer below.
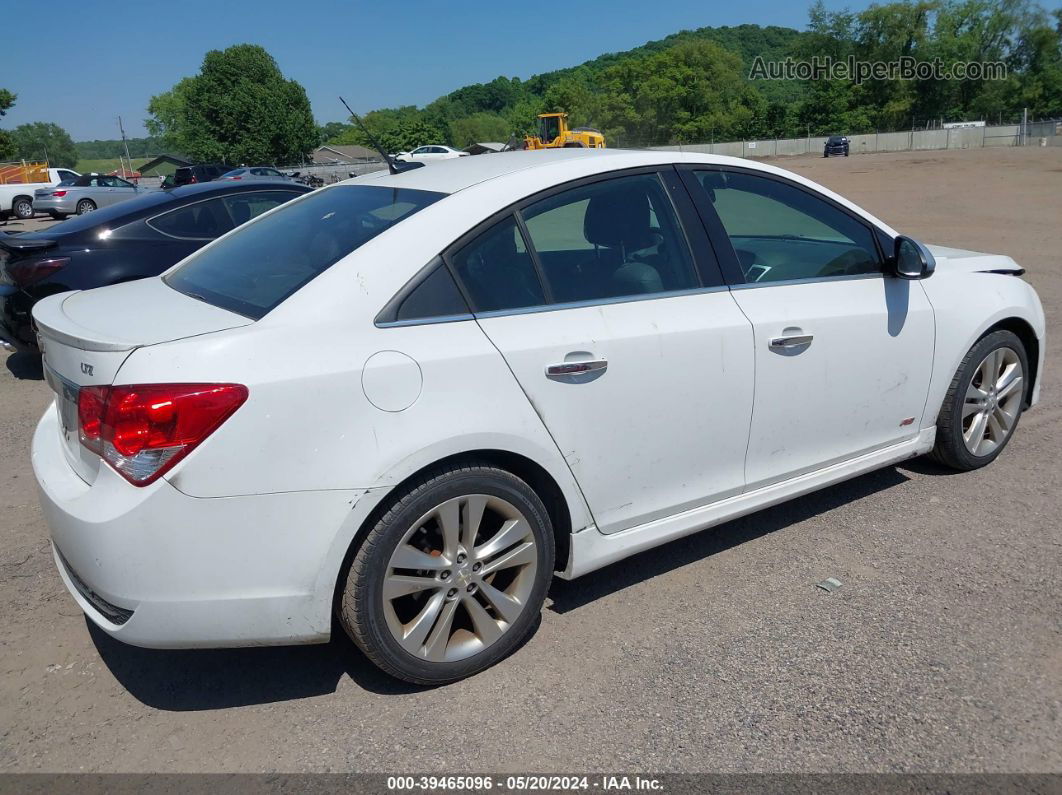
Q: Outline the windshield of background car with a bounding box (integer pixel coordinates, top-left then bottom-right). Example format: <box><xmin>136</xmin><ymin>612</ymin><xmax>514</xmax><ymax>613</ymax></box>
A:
<box><xmin>164</xmin><ymin>185</ymin><xmax>446</xmax><ymax>319</ymax></box>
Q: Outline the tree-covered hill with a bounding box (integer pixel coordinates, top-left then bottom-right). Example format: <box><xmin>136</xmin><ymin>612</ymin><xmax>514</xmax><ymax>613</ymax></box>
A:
<box><xmin>326</xmin><ymin>1</ymin><xmax>1062</xmax><ymax>151</ymax></box>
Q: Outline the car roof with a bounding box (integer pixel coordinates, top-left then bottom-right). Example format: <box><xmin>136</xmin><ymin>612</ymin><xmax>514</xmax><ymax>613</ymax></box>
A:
<box><xmin>350</xmin><ymin>149</ymin><xmax>661</xmax><ymax>194</ymax></box>
<box><xmin>166</xmin><ymin>180</ymin><xmax>308</xmax><ymax>199</ymax></box>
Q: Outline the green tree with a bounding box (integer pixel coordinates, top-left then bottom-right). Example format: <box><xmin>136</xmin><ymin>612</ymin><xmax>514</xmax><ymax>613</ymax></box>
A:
<box><xmin>331</xmin><ymin>108</ymin><xmax>448</xmax><ymax>152</ymax></box>
<box><xmin>318</xmin><ymin>121</ymin><xmax>351</xmax><ymax>144</ymax></box>
<box><xmin>145</xmin><ymin>77</ymin><xmax>194</xmax><ymax>154</ymax></box>
<box><xmin>596</xmin><ymin>40</ymin><xmax>766</xmax><ymax>145</ymax></box>
<box><xmin>11</xmin><ymin>122</ymin><xmax>78</xmax><ymax>167</ymax></box>
<box><xmin>449</xmin><ymin>112</ymin><xmax>511</xmax><ymax>147</ymax></box>
<box><xmin>146</xmin><ymin>45</ymin><xmax>318</xmax><ymax>165</ymax></box>
<box><xmin>0</xmin><ymin>88</ymin><xmax>16</xmax><ymax>160</ymax></box>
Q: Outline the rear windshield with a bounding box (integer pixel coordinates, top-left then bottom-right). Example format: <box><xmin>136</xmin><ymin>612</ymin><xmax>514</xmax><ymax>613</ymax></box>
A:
<box><xmin>164</xmin><ymin>185</ymin><xmax>445</xmax><ymax>319</ymax></box>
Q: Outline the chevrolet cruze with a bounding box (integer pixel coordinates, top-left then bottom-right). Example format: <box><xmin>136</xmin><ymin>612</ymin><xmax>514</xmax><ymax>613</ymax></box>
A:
<box><xmin>30</xmin><ymin>149</ymin><xmax>1045</xmax><ymax>684</ymax></box>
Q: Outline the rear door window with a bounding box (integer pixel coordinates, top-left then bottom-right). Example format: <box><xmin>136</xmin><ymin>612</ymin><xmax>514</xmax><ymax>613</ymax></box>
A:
<box><xmin>165</xmin><ymin>185</ymin><xmax>444</xmax><ymax>319</ymax></box>
<box><xmin>221</xmin><ymin>190</ymin><xmax>299</xmax><ymax>226</ymax></box>
<box><xmin>520</xmin><ymin>173</ymin><xmax>698</xmax><ymax>303</ymax></box>
<box><xmin>148</xmin><ymin>198</ymin><xmax>234</xmax><ymax>240</ymax></box>
<box><xmin>449</xmin><ymin>216</ymin><xmax>545</xmax><ymax>312</ymax></box>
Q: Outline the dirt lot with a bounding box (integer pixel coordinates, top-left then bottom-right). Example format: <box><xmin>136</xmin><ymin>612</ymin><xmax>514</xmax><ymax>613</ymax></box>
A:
<box><xmin>1</xmin><ymin>146</ymin><xmax>1059</xmax><ymax>773</ymax></box>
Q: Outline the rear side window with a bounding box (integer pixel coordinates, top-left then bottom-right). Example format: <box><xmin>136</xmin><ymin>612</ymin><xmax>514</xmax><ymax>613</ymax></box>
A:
<box><xmin>450</xmin><ymin>216</ymin><xmax>545</xmax><ymax>312</ymax></box>
<box><xmin>390</xmin><ymin>259</ymin><xmax>469</xmax><ymax>322</ymax></box>
<box><xmin>165</xmin><ymin>185</ymin><xmax>444</xmax><ymax>319</ymax></box>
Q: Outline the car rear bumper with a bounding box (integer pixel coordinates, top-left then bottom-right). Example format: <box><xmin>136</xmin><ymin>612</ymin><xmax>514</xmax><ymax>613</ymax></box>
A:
<box><xmin>31</xmin><ymin>196</ymin><xmax>77</xmax><ymax>213</ymax></box>
<box><xmin>32</xmin><ymin>404</ymin><xmax>364</xmax><ymax>649</ymax></box>
<box><xmin>0</xmin><ymin>290</ymin><xmax>36</xmax><ymax>349</ymax></box>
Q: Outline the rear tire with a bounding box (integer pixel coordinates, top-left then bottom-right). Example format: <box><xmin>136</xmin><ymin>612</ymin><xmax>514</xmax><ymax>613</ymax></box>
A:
<box><xmin>12</xmin><ymin>197</ymin><xmax>33</xmax><ymax>219</ymax></box>
<box><xmin>338</xmin><ymin>463</ymin><xmax>555</xmax><ymax>685</ymax></box>
<box><xmin>929</xmin><ymin>330</ymin><xmax>1028</xmax><ymax>471</ymax></box>
<box><xmin>75</xmin><ymin>199</ymin><xmax>96</xmax><ymax>215</ymax></box>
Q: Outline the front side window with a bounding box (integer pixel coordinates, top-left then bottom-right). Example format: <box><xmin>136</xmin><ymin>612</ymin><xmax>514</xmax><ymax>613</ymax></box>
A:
<box><xmin>521</xmin><ymin>173</ymin><xmax>698</xmax><ymax>304</ymax></box>
<box><xmin>165</xmin><ymin>185</ymin><xmax>444</xmax><ymax>319</ymax></box>
<box><xmin>693</xmin><ymin>170</ymin><xmax>880</xmax><ymax>283</ymax></box>
<box><xmin>450</xmin><ymin>216</ymin><xmax>544</xmax><ymax>312</ymax></box>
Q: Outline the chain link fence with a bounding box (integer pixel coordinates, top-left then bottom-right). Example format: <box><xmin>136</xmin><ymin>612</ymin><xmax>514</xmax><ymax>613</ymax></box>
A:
<box><xmin>639</xmin><ymin>119</ymin><xmax>1061</xmax><ymax>158</ymax></box>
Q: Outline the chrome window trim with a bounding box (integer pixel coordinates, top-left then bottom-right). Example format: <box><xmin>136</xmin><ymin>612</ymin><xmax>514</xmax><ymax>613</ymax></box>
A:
<box><xmin>728</xmin><ymin>272</ymin><xmax>885</xmax><ymax>290</ymax></box>
<box><xmin>376</xmin><ymin>284</ymin><xmax>732</xmax><ymax>328</ymax></box>
<box><xmin>471</xmin><ymin>284</ymin><xmax>731</xmax><ymax>320</ymax></box>
<box><xmin>376</xmin><ymin>312</ymin><xmax>476</xmax><ymax>328</ymax></box>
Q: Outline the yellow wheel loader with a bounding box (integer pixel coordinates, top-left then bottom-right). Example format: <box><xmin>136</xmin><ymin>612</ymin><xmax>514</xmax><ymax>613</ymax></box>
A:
<box><xmin>524</xmin><ymin>113</ymin><xmax>605</xmax><ymax>149</ymax></box>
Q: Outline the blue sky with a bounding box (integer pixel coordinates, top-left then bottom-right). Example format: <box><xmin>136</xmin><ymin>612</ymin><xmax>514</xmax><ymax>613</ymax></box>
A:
<box><xmin>4</xmin><ymin>0</ymin><xmax>1059</xmax><ymax>141</ymax></box>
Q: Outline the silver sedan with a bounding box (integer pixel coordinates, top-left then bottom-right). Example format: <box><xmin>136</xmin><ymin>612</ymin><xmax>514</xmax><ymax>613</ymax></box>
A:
<box><xmin>217</xmin><ymin>167</ymin><xmax>295</xmax><ymax>182</ymax></box>
<box><xmin>33</xmin><ymin>174</ymin><xmax>154</xmax><ymax>218</ymax></box>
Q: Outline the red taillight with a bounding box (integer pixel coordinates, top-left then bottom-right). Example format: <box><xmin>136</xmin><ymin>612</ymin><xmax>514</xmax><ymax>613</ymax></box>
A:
<box><xmin>51</xmin><ymin>190</ymin><xmax>67</xmax><ymax>197</ymax></box>
<box><xmin>77</xmin><ymin>383</ymin><xmax>248</xmax><ymax>486</ymax></box>
<box><xmin>189</xmin><ymin>175</ymin><xmax>198</xmax><ymax>184</ymax></box>
<box><xmin>9</xmin><ymin>256</ymin><xmax>69</xmax><ymax>286</ymax></box>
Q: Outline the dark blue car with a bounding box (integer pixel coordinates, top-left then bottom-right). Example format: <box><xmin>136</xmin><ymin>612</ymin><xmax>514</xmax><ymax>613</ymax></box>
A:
<box><xmin>823</xmin><ymin>135</ymin><xmax>850</xmax><ymax>157</ymax></box>
<box><xmin>1</xmin><ymin>180</ymin><xmax>311</xmax><ymax>351</ymax></box>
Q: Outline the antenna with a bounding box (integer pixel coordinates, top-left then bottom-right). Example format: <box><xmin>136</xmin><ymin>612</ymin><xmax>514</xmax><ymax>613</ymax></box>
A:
<box><xmin>339</xmin><ymin>97</ymin><xmax>423</xmax><ymax>174</ymax></box>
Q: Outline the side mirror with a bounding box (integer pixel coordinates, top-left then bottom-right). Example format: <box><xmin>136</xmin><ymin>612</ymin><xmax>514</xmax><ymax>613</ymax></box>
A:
<box><xmin>892</xmin><ymin>235</ymin><xmax>936</xmax><ymax>279</ymax></box>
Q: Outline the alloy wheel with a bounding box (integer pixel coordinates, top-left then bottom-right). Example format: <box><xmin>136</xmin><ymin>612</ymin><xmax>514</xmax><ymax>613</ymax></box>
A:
<box><xmin>382</xmin><ymin>494</ymin><xmax>538</xmax><ymax>663</ymax></box>
<box><xmin>962</xmin><ymin>347</ymin><xmax>1023</xmax><ymax>456</ymax></box>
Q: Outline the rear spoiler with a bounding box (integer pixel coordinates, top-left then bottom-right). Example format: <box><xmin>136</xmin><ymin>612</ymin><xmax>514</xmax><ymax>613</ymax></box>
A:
<box><xmin>0</xmin><ymin>232</ymin><xmax>57</xmax><ymax>254</ymax></box>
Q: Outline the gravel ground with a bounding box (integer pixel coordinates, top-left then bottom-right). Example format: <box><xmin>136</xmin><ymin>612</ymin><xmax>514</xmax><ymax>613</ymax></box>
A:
<box><xmin>0</xmin><ymin>146</ymin><xmax>1059</xmax><ymax>773</ymax></box>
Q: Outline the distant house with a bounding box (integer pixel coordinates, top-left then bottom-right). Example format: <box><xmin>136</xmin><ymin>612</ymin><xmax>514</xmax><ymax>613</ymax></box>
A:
<box><xmin>464</xmin><ymin>142</ymin><xmax>509</xmax><ymax>155</ymax></box>
<box><xmin>136</xmin><ymin>154</ymin><xmax>193</xmax><ymax>177</ymax></box>
<box><xmin>311</xmin><ymin>145</ymin><xmax>382</xmax><ymax>165</ymax></box>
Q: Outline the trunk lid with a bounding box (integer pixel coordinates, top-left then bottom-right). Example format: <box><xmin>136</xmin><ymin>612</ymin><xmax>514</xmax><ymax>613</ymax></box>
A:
<box><xmin>33</xmin><ymin>278</ymin><xmax>252</xmax><ymax>484</ymax></box>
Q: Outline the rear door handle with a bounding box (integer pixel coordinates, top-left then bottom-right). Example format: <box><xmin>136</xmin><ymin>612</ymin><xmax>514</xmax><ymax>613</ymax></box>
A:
<box><xmin>546</xmin><ymin>359</ymin><xmax>608</xmax><ymax>377</ymax></box>
<box><xmin>769</xmin><ymin>334</ymin><xmax>814</xmax><ymax>350</ymax></box>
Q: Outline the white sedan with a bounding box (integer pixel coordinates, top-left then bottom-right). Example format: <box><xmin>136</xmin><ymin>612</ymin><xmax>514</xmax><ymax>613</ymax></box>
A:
<box><xmin>394</xmin><ymin>144</ymin><xmax>469</xmax><ymax>163</ymax></box>
<box><xmin>31</xmin><ymin>149</ymin><xmax>1044</xmax><ymax>685</ymax></box>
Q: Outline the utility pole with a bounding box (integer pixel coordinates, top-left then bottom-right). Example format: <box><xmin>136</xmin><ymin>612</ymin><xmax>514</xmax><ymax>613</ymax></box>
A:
<box><xmin>118</xmin><ymin>116</ymin><xmax>134</xmax><ymax>181</ymax></box>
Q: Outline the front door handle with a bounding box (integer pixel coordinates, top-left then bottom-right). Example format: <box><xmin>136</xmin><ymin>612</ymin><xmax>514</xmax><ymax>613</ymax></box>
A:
<box><xmin>769</xmin><ymin>334</ymin><xmax>814</xmax><ymax>350</ymax></box>
<box><xmin>546</xmin><ymin>359</ymin><xmax>608</xmax><ymax>377</ymax></box>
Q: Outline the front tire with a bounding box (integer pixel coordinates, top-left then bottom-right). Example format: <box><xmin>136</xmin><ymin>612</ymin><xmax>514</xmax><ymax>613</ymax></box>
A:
<box><xmin>76</xmin><ymin>199</ymin><xmax>96</xmax><ymax>215</ymax></box>
<box><xmin>929</xmin><ymin>330</ymin><xmax>1028</xmax><ymax>471</ymax></box>
<box><xmin>339</xmin><ymin>464</ymin><xmax>555</xmax><ymax>685</ymax></box>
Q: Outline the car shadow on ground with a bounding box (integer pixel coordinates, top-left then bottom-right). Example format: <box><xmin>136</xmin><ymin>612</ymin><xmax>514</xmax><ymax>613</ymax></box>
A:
<box><xmin>4</xmin><ymin>351</ymin><xmax>43</xmax><ymax>380</ymax></box>
<box><xmin>88</xmin><ymin>621</ymin><xmax>424</xmax><ymax>710</ymax></box>
<box><xmin>89</xmin><ymin>464</ymin><xmax>913</xmax><ymax>710</ymax></box>
<box><xmin>548</xmin><ymin>464</ymin><xmax>911</xmax><ymax>614</ymax></box>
